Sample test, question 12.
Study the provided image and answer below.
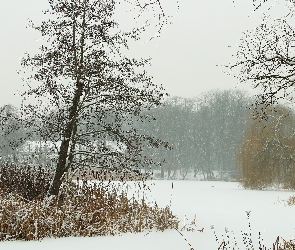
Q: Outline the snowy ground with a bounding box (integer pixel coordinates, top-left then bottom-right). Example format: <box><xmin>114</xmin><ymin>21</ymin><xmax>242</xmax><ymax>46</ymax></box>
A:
<box><xmin>1</xmin><ymin>180</ymin><xmax>294</xmax><ymax>250</ymax></box>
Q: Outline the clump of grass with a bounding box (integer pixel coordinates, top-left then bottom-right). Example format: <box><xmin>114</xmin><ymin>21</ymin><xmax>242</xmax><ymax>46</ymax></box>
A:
<box><xmin>0</xmin><ymin>164</ymin><xmax>179</xmax><ymax>241</ymax></box>
<box><xmin>284</xmin><ymin>196</ymin><xmax>295</xmax><ymax>206</ymax></box>
<box><xmin>0</xmin><ymin>163</ymin><xmax>52</xmax><ymax>201</ymax></box>
<box><xmin>272</xmin><ymin>236</ymin><xmax>295</xmax><ymax>250</ymax></box>
<box><xmin>211</xmin><ymin>224</ymin><xmax>240</xmax><ymax>250</ymax></box>
<box><xmin>211</xmin><ymin>211</ymin><xmax>295</xmax><ymax>250</ymax></box>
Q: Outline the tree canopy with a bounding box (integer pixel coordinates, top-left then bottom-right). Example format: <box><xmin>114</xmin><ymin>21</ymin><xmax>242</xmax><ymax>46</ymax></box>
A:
<box><xmin>19</xmin><ymin>0</ymin><xmax>172</xmax><ymax>196</ymax></box>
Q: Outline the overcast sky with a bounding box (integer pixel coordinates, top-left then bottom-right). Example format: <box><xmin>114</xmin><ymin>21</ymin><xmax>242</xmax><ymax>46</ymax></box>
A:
<box><xmin>0</xmin><ymin>0</ymin><xmax>291</xmax><ymax>107</ymax></box>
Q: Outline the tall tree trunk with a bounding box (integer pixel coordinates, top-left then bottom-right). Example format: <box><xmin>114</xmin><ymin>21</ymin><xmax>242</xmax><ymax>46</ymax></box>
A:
<box><xmin>47</xmin><ymin>85</ymin><xmax>83</xmax><ymax>196</ymax></box>
<box><xmin>47</xmin><ymin>3</ymin><xmax>87</xmax><ymax>196</ymax></box>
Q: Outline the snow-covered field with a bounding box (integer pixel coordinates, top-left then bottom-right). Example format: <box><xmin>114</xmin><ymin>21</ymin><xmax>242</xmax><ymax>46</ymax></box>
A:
<box><xmin>1</xmin><ymin>180</ymin><xmax>294</xmax><ymax>250</ymax></box>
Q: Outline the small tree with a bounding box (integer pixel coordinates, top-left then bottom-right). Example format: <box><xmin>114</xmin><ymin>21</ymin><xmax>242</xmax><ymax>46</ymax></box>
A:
<box><xmin>19</xmin><ymin>0</ymin><xmax>173</xmax><ymax>196</ymax></box>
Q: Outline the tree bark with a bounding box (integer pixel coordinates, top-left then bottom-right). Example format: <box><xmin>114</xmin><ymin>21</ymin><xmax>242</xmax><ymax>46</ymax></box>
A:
<box><xmin>47</xmin><ymin>3</ymin><xmax>87</xmax><ymax>196</ymax></box>
<box><xmin>47</xmin><ymin>84</ymin><xmax>83</xmax><ymax>196</ymax></box>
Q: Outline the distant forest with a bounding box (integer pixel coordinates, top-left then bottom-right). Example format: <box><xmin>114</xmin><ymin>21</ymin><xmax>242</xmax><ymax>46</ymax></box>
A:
<box><xmin>136</xmin><ymin>89</ymin><xmax>252</xmax><ymax>180</ymax></box>
<box><xmin>2</xmin><ymin>89</ymin><xmax>295</xmax><ymax>189</ymax></box>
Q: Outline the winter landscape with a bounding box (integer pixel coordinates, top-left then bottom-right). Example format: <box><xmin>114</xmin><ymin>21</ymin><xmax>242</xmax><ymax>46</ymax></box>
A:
<box><xmin>1</xmin><ymin>0</ymin><xmax>295</xmax><ymax>249</ymax></box>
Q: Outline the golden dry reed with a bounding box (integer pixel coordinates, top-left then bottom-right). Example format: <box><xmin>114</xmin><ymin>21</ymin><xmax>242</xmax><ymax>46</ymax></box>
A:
<box><xmin>0</xmin><ymin>164</ymin><xmax>179</xmax><ymax>241</ymax></box>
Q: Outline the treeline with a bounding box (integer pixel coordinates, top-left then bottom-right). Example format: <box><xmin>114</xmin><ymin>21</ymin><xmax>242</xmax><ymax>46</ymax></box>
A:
<box><xmin>0</xmin><ymin>89</ymin><xmax>252</xmax><ymax>179</ymax></box>
<box><xmin>137</xmin><ymin>89</ymin><xmax>252</xmax><ymax>180</ymax></box>
<box><xmin>137</xmin><ymin>89</ymin><xmax>295</xmax><ymax>189</ymax></box>
<box><xmin>2</xmin><ymin>90</ymin><xmax>295</xmax><ymax>189</ymax></box>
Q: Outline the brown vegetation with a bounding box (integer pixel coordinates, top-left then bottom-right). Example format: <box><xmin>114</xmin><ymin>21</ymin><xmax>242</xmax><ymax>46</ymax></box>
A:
<box><xmin>0</xmin><ymin>163</ymin><xmax>52</xmax><ymax>201</ymax></box>
<box><xmin>272</xmin><ymin>236</ymin><xmax>295</xmax><ymax>250</ymax></box>
<box><xmin>237</xmin><ymin>105</ymin><xmax>295</xmax><ymax>189</ymax></box>
<box><xmin>0</xmin><ymin>163</ymin><xmax>179</xmax><ymax>241</ymax></box>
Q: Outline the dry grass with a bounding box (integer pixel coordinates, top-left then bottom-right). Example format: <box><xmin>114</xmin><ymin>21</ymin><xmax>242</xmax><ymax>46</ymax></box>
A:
<box><xmin>0</xmin><ymin>163</ymin><xmax>52</xmax><ymax>201</ymax></box>
<box><xmin>72</xmin><ymin>167</ymin><xmax>152</xmax><ymax>182</ymax></box>
<box><xmin>0</xmin><ymin>163</ymin><xmax>179</xmax><ymax>241</ymax></box>
<box><xmin>272</xmin><ymin>236</ymin><xmax>295</xmax><ymax>250</ymax></box>
<box><xmin>284</xmin><ymin>196</ymin><xmax>295</xmax><ymax>207</ymax></box>
<box><xmin>210</xmin><ymin>212</ymin><xmax>295</xmax><ymax>250</ymax></box>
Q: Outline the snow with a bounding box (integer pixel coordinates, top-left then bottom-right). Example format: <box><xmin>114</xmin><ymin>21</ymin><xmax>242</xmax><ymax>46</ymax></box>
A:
<box><xmin>0</xmin><ymin>180</ymin><xmax>294</xmax><ymax>250</ymax></box>
<box><xmin>18</xmin><ymin>141</ymin><xmax>61</xmax><ymax>153</ymax></box>
<box><xmin>17</xmin><ymin>140</ymin><xmax>125</xmax><ymax>154</ymax></box>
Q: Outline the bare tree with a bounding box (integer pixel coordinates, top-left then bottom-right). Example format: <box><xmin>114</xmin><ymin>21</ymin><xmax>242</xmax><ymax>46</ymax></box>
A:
<box><xmin>230</xmin><ymin>18</ymin><xmax>295</xmax><ymax>110</ymax></box>
<box><xmin>228</xmin><ymin>0</ymin><xmax>295</xmax><ymax>116</ymax></box>
<box><xmin>19</xmin><ymin>0</ymin><xmax>173</xmax><ymax>196</ymax></box>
